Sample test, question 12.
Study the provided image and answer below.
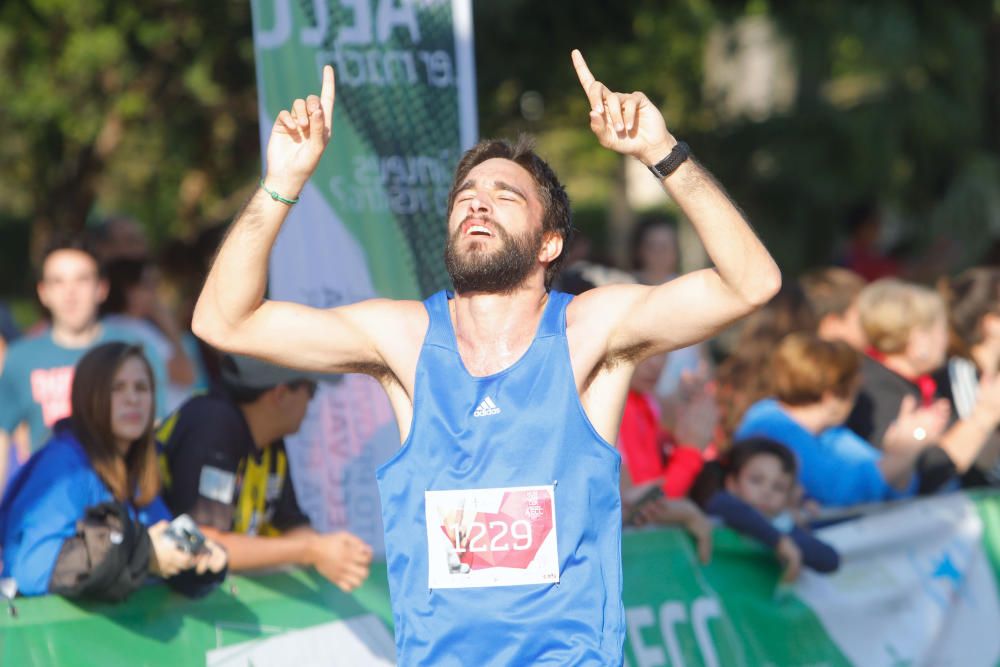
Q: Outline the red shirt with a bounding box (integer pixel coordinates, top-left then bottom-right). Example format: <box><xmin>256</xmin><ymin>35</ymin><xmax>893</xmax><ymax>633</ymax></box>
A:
<box><xmin>617</xmin><ymin>390</ymin><xmax>704</xmax><ymax>498</ymax></box>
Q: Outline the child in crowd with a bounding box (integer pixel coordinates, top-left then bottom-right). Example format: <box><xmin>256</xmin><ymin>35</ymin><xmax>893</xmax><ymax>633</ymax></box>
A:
<box><xmin>559</xmin><ymin>262</ymin><xmax>718</xmax><ymax>563</ymax></box>
<box><xmin>692</xmin><ymin>438</ymin><xmax>840</xmax><ymax>581</ymax></box>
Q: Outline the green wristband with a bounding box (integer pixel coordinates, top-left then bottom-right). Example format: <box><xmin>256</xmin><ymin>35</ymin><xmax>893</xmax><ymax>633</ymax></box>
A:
<box><xmin>259</xmin><ymin>178</ymin><xmax>300</xmax><ymax>205</ymax></box>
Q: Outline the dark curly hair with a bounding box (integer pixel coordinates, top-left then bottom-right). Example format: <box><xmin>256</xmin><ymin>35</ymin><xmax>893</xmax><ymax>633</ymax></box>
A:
<box><xmin>447</xmin><ymin>136</ymin><xmax>572</xmax><ymax>289</ymax></box>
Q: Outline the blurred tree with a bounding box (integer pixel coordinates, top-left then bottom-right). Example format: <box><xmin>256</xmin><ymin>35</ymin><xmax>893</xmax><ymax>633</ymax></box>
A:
<box><xmin>0</xmin><ymin>0</ymin><xmax>259</xmax><ymax>286</ymax></box>
<box><xmin>474</xmin><ymin>0</ymin><xmax>1000</xmax><ymax>276</ymax></box>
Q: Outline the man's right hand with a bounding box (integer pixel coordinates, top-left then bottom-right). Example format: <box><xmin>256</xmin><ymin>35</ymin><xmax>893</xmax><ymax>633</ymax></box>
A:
<box><xmin>263</xmin><ymin>64</ymin><xmax>336</xmax><ymax>198</ymax></box>
<box><xmin>305</xmin><ymin>531</ymin><xmax>373</xmax><ymax>593</ymax></box>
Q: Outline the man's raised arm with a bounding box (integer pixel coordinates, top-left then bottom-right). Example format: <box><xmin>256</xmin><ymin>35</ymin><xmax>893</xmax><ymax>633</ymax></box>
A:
<box><xmin>193</xmin><ymin>66</ymin><xmax>390</xmax><ymax>373</ymax></box>
<box><xmin>570</xmin><ymin>50</ymin><xmax>781</xmax><ymax>356</ymax></box>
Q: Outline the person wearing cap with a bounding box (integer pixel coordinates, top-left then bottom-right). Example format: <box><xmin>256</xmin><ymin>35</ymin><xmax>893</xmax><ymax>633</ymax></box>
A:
<box><xmin>156</xmin><ymin>354</ymin><xmax>372</xmax><ymax>592</ymax></box>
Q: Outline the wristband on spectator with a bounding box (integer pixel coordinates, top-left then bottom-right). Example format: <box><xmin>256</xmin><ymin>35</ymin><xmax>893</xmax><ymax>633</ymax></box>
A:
<box><xmin>259</xmin><ymin>178</ymin><xmax>300</xmax><ymax>205</ymax></box>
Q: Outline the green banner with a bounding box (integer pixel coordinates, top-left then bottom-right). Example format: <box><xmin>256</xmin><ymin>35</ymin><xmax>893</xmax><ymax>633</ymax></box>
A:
<box><xmin>6</xmin><ymin>492</ymin><xmax>1000</xmax><ymax>666</ymax></box>
<box><xmin>622</xmin><ymin>529</ymin><xmax>850</xmax><ymax>667</ymax></box>
<box><xmin>250</xmin><ymin>0</ymin><xmax>478</xmax><ymax>556</ymax></box>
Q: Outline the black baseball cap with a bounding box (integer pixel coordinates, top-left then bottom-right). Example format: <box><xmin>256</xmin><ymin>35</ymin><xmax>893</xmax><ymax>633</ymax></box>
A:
<box><xmin>220</xmin><ymin>354</ymin><xmax>328</xmax><ymax>392</ymax></box>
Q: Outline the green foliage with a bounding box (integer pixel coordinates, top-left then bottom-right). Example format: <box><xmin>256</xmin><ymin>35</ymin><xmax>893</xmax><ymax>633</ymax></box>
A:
<box><xmin>0</xmin><ymin>0</ymin><xmax>259</xmax><ymax>292</ymax></box>
<box><xmin>0</xmin><ymin>0</ymin><xmax>997</xmax><ymax>298</ymax></box>
<box><xmin>475</xmin><ymin>0</ymin><xmax>1000</xmax><ymax>276</ymax></box>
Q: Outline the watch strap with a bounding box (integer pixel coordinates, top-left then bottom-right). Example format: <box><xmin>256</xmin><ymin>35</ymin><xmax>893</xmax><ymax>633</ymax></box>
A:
<box><xmin>647</xmin><ymin>141</ymin><xmax>691</xmax><ymax>179</ymax></box>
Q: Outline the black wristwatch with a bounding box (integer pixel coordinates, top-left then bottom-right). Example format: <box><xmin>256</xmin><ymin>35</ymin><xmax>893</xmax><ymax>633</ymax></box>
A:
<box><xmin>647</xmin><ymin>141</ymin><xmax>691</xmax><ymax>180</ymax></box>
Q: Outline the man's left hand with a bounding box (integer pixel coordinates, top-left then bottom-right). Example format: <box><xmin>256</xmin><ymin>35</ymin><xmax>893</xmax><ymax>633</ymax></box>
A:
<box><xmin>572</xmin><ymin>49</ymin><xmax>676</xmax><ymax>166</ymax></box>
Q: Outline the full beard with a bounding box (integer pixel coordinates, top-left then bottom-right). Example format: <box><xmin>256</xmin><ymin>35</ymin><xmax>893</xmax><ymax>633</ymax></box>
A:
<box><xmin>444</xmin><ymin>218</ymin><xmax>544</xmax><ymax>295</ymax></box>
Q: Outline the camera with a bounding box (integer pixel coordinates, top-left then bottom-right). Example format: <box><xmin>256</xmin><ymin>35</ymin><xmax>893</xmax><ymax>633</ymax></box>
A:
<box><xmin>163</xmin><ymin>514</ymin><xmax>207</xmax><ymax>555</ymax></box>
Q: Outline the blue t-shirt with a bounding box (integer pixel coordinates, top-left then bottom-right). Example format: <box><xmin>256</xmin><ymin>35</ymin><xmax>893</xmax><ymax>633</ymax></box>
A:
<box><xmin>735</xmin><ymin>399</ymin><xmax>917</xmax><ymax>507</ymax></box>
<box><xmin>0</xmin><ymin>324</ymin><xmax>167</xmax><ymax>451</ymax></box>
<box><xmin>0</xmin><ymin>427</ymin><xmax>172</xmax><ymax>596</ymax></box>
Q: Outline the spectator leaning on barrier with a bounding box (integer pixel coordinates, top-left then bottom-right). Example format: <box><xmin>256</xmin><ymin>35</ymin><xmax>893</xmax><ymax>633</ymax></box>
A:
<box><xmin>0</xmin><ymin>237</ymin><xmax>169</xmax><ymax>487</ymax></box>
<box><xmin>800</xmin><ymin>267</ymin><xmax>868</xmax><ymax>351</ymax></box>
<box><xmin>691</xmin><ymin>437</ymin><xmax>839</xmax><ymax>581</ymax></box>
<box><xmin>157</xmin><ymin>354</ymin><xmax>373</xmax><ymax>592</ymax></box>
<box><xmin>618</xmin><ymin>351</ymin><xmax>713</xmax><ymax>499</ymax></box>
<box><xmin>560</xmin><ymin>265</ymin><xmax>716</xmax><ymax>564</ymax></box>
<box><xmin>618</xmin><ymin>351</ymin><xmax>715</xmax><ymax>565</ymax></box>
<box><xmin>735</xmin><ymin>332</ymin><xmax>949</xmax><ymax>507</ymax></box>
<box><xmin>937</xmin><ymin>268</ymin><xmax>1000</xmax><ymax>486</ymax></box>
<box><xmin>0</xmin><ymin>343</ymin><xmax>227</xmax><ymax>600</ymax></box>
<box><xmin>847</xmin><ymin>278</ymin><xmax>1000</xmax><ymax>492</ymax></box>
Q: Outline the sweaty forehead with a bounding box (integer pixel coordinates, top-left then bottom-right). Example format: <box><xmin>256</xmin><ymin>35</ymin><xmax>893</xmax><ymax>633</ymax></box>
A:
<box><xmin>465</xmin><ymin>158</ymin><xmax>537</xmax><ymax>193</ymax></box>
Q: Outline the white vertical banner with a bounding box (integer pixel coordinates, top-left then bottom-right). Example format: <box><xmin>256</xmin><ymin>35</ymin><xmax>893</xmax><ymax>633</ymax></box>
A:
<box><xmin>250</xmin><ymin>0</ymin><xmax>477</xmax><ymax>553</ymax></box>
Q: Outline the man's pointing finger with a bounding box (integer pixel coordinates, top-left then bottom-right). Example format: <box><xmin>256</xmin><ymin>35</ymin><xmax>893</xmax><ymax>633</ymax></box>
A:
<box><xmin>571</xmin><ymin>49</ymin><xmax>603</xmax><ymax>112</ymax></box>
<box><xmin>320</xmin><ymin>64</ymin><xmax>335</xmax><ymax>125</ymax></box>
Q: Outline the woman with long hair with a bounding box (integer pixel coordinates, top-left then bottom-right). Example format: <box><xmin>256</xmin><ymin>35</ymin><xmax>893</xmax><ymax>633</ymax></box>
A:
<box><xmin>0</xmin><ymin>342</ymin><xmax>226</xmax><ymax>599</ymax></box>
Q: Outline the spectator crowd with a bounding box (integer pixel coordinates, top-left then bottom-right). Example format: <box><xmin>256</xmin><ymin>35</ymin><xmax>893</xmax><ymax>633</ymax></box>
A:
<box><xmin>0</xmin><ymin>221</ymin><xmax>371</xmax><ymax>603</ymax></box>
<box><xmin>559</xmin><ymin>213</ymin><xmax>1000</xmax><ymax>581</ymax></box>
<box><xmin>1</xmin><ymin>207</ymin><xmax>999</xmax><ymax>603</ymax></box>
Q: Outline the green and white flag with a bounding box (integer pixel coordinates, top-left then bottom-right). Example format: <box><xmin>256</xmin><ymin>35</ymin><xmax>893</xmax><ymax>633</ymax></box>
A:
<box><xmin>250</xmin><ymin>0</ymin><xmax>476</xmax><ymax>552</ymax></box>
<box><xmin>793</xmin><ymin>493</ymin><xmax>1000</xmax><ymax>666</ymax></box>
<box><xmin>622</xmin><ymin>492</ymin><xmax>1000</xmax><ymax>667</ymax></box>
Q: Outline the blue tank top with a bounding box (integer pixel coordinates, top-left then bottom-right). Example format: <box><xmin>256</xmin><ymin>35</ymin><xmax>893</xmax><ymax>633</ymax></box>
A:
<box><xmin>376</xmin><ymin>290</ymin><xmax>624</xmax><ymax>666</ymax></box>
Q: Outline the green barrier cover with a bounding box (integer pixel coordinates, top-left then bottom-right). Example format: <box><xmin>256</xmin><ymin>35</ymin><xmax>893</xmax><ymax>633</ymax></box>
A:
<box><xmin>4</xmin><ymin>492</ymin><xmax>1000</xmax><ymax>666</ymax></box>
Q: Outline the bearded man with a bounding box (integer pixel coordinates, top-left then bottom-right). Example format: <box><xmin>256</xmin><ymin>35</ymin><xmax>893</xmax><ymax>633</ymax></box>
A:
<box><xmin>193</xmin><ymin>50</ymin><xmax>781</xmax><ymax>666</ymax></box>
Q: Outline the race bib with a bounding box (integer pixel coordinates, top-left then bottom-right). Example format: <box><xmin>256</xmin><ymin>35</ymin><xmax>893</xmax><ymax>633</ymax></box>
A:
<box><xmin>425</xmin><ymin>485</ymin><xmax>559</xmax><ymax>589</ymax></box>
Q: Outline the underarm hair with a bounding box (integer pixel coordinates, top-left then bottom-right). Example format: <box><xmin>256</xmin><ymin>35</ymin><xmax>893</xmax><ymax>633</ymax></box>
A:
<box><xmin>341</xmin><ymin>360</ymin><xmax>397</xmax><ymax>385</ymax></box>
<box><xmin>585</xmin><ymin>341</ymin><xmax>655</xmax><ymax>389</ymax></box>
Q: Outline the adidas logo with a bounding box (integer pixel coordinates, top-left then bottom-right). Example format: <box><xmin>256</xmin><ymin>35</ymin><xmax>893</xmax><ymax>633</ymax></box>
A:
<box><xmin>473</xmin><ymin>396</ymin><xmax>502</xmax><ymax>417</ymax></box>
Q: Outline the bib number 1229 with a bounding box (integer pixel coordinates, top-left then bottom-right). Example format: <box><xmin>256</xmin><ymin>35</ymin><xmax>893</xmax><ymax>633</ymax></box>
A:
<box><xmin>425</xmin><ymin>485</ymin><xmax>559</xmax><ymax>589</ymax></box>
